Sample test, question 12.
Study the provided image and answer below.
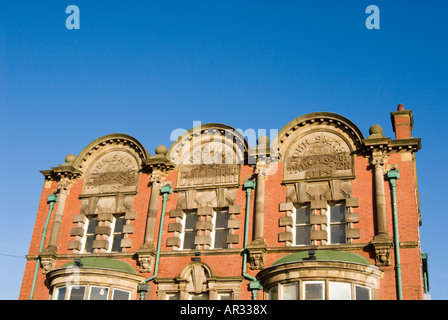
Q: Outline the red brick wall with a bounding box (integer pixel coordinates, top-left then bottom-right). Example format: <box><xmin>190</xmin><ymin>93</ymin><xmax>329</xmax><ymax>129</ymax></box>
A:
<box><xmin>20</xmin><ymin>147</ymin><xmax>425</xmax><ymax>300</ymax></box>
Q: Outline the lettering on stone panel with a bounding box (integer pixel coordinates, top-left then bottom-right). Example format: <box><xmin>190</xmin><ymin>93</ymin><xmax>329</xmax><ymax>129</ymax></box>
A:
<box><xmin>285</xmin><ymin>132</ymin><xmax>354</xmax><ymax>181</ymax></box>
<box><xmin>178</xmin><ymin>164</ymin><xmax>239</xmax><ymax>188</ymax></box>
<box><xmin>177</xmin><ymin>142</ymin><xmax>241</xmax><ymax>189</ymax></box>
<box><xmin>84</xmin><ymin>151</ymin><xmax>139</xmax><ymax>194</ymax></box>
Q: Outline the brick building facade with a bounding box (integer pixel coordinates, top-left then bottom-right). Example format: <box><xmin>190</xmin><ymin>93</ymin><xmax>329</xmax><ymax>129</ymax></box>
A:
<box><xmin>19</xmin><ymin>104</ymin><xmax>429</xmax><ymax>300</ymax></box>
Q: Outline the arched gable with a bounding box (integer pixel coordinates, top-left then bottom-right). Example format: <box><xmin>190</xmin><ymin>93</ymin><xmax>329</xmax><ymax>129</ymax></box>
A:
<box><xmin>167</xmin><ymin>123</ymin><xmax>250</xmax><ymax>190</ymax></box>
<box><xmin>167</xmin><ymin>123</ymin><xmax>249</xmax><ymax>167</ymax></box>
<box><xmin>275</xmin><ymin>112</ymin><xmax>364</xmax><ymax>182</ymax></box>
<box><xmin>66</xmin><ymin>133</ymin><xmax>150</xmax><ymax>194</ymax></box>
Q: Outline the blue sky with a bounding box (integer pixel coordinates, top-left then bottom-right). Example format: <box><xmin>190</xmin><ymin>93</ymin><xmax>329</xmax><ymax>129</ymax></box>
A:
<box><xmin>0</xmin><ymin>0</ymin><xmax>447</xmax><ymax>300</ymax></box>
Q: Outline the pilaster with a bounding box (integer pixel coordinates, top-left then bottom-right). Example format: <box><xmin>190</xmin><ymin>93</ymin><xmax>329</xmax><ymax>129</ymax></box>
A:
<box><xmin>137</xmin><ymin>145</ymin><xmax>174</xmax><ymax>273</ymax></box>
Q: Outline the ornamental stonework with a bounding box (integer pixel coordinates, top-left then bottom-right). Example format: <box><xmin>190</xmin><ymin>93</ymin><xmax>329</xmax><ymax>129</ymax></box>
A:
<box><xmin>177</xmin><ymin>143</ymin><xmax>240</xmax><ymax>189</ymax></box>
<box><xmin>83</xmin><ymin>151</ymin><xmax>139</xmax><ymax>194</ymax></box>
<box><xmin>284</xmin><ymin>132</ymin><xmax>354</xmax><ymax>181</ymax></box>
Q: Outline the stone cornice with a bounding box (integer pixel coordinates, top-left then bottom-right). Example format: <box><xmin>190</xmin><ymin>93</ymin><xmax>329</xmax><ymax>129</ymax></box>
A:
<box><xmin>142</xmin><ymin>153</ymin><xmax>175</xmax><ymax>175</ymax></box>
<box><xmin>362</xmin><ymin>137</ymin><xmax>421</xmax><ymax>152</ymax></box>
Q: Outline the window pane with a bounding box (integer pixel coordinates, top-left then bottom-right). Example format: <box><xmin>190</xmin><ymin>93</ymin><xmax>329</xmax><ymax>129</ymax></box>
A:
<box><xmin>191</xmin><ymin>293</ymin><xmax>208</xmax><ymax>300</ymax></box>
<box><xmin>269</xmin><ymin>286</ymin><xmax>278</xmax><ymax>300</ymax></box>
<box><xmin>114</xmin><ymin>216</ymin><xmax>126</xmax><ymax>233</ymax></box>
<box><xmin>304</xmin><ymin>283</ymin><xmax>324</xmax><ymax>300</ymax></box>
<box><xmin>111</xmin><ymin>234</ymin><xmax>123</xmax><ymax>252</ymax></box>
<box><xmin>89</xmin><ymin>287</ymin><xmax>109</xmax><ymax>300</ymax></box>
<box><xmin>218</xmin><ymin>292</ymin><xmax>232</xmax><ymax>300</ymax></box>
<box><xmin>215</xmin><ymin>211</ymin><xmax>229</xmax><ymax>229</ymax></box>
<box><xmin>185</xmin><ymin>211</ymin><xmax>198</xmax><ymax>230</ymax></box>
<box><xmin>55</xmin><ymin>287</ymin><xmax>66</xmax><ymax>300</ymax></box>
<box><xmin>283</xmin><ymin>283</ymin><xmax>298</xmax><ymax>300</ymax></box>
<box><xmin>84</xmin><ymin>235</ymin><xmax>95</xmax><ymax>252</ymax></box>
<box><xmin>330</xmin><ymin>204</ymin><xmax>345</xmax><ymax>222</ymax></box>
<box><xmin>329</xmin><ymin>282</ymin><xmax>351</xmax><ymax>300</ymax></box>
<box><xmin>296</xmin><ymin>205</ymin><xmax>310</xmax><ymax>224</ymax></box>
<box><xmin>214</xmin><ymin>229</ymin><xmax>228</xmax><ymax>249</ymax></box>
<box><xmin>355</xmin><ymin>286</ymin><xmax>371</xmax><ymax>300</ymax></box>
<box><xmin>330</xmin><ymin>224</ymin><xmax>346</xmax><ymax>244</ymax></box>
<box><xmin>183</xmin><ymin>231</ymin><xmax>196</xmax><ymax>249</ymax></box>
<box><xmin>69</xmin><ymin>286</ymin><xmax>86</xmax><ymax>300</ymax></box>
<box><xmin>87</xmin><ymin>217</ymin><xmax>98</xmax><ymax>234</ymax></box>
<box><xmin>166</xmin><ymin>293</ymin><xmax>180</xmax><ymax>300</ymax></box>
<box><xmin>112</xmin><ymin>289</ymin><xmax>131</xmax><ymax>300</ymax></box>
<box><xmin>296</xmin><ymin>226</ymin><xmax>311</xmax><ymax>245</ymax></box>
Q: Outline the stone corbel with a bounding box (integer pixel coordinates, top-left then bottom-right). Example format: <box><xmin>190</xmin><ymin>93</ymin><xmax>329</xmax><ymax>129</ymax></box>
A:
<box><xmin>247</xmin><ymin>241</ymin><xmax>267</xmax><ymax>270</ymax></box>
<box><xmin>370</xmin><ymin>238</ymin><xmax>394</xmax><ymax>267</ymax></box>
<box><xmin>40</xmin><ymin>256</ymin><xmax>56</xmax><ymax>275</ymax></box>
<box><xmin>136</xmin><ymin>249</ymin><xmax>156</xmax><ymax>273</ymax></box>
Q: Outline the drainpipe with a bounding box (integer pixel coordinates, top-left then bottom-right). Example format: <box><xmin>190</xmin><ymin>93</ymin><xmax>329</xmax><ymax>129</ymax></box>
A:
<box><xmin>386</xmin><ymin>169</ymin><xmax>402</xmax><ymax>300</ymax></box>
<box><xmin>242</xmin><ymin>180</ymin><xmax>263</xmax><ymax>300</ymax></box>
<box><xmin>29</xmin><ymin>193</ymin><xmax>58</xmax><ymax>300</ymax></box>
<box><xmin>139</xmin><ymin>185</ymin><xmax>172</xmax><ymax>300</ymax></box>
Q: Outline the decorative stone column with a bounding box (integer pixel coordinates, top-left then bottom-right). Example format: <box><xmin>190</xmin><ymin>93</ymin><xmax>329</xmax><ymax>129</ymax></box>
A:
<box><xmin>370</xmin><ymin>154</ymin><xmax>394</xmax><ymax>266</ymax></box>
<box><xmin>363</xmin><ymin>125</ymin><xmax>393</xmax><ymax>266</ymax></box>
<box><xmin>372</xmin><ymin>157</ymin><xmax>388</xmax><ymax>239</ymax></box>
<box><xmin>46</xmin><ymin>179</ymin><xmax>69</xmax><ymax>252</ymax></box>
<box><xmin>253</xmin><ymin>162</ymin><xmax>268</xmax><ymax>242</ymax></box>
<box><xmin>40</xmin><ymin>154</ymin><xmax>80</xmax><ymax>272</ymax></box>
<box><xmin>247</xmin><ymin>136</ymin><xmax>274</xmax><ymax>270</ymax></box>
<box><xmin>137</xmin><ymin>145</ymin><xmax>174</xmax><ymax>273</ymax></box>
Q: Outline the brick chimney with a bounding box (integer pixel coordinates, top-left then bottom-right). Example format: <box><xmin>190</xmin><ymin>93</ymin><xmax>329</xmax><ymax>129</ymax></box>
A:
<box><xmin>391</xmin><ymin>103</ymin><xmax>414</xmax><ymax>139</ymax></box>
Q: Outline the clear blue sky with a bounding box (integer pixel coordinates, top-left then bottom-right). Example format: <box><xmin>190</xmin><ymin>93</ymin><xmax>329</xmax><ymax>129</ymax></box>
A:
<box><xmin>0</xmin><ymin>0</ymin><xmax>447</xmax><ymax>300</ymax></box>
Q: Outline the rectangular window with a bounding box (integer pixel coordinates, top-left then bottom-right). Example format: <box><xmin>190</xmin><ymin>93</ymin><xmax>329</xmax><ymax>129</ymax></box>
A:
<box><xmin>190</xmin><ymin>293</ymin><xmax>209</xmax><ymax>300</ymax></box>
<box><xmin>268</xmin><ymin>286</ymin><xmax>278</xmax><ymax>300</ymax></box>
<box><xmin>213</xmin><ymin>209</ymin><xmax>230</xmax><ymax>249</ymax></box>
<box><xmin>218</xmin><ymin>292</ymin><xmax>233</xmax><ymax>300</ymax></box>
<box><xmin>329</xmin><ymin>203</ymin><xmax>347</xmax><ymax>244</ymax></box>
<box><xmin>355</xmin><ymin>285</ymin><xmax>371</xmax><ymax>300</ymax></box>
<box><xmin>329</xmin><ymin>282</ymin><xmax>351</xmax><ymax>300</ymax></box>
<box><xmin>54</xmin><ymin>286</ymin><xmax>67</xmax><ymax>300</ymax></box>
<box><xmin>68</xmin><ymin>285</ymin><xmax>86</xmax><ymax>300</ymax></box>
<box><xmin>166</xmin><ymin>292</ymin><xmax>180</xmax><ymax>300</ymax></box>
<box><xmin>112</xmin><ymin>289</ymin><xmax>131</xmax><ymax>300</ymax></box>
<box><xmin>294</xmin><ymin>204</ymin><xmax>311</xmax><ymax>246</ymax></box>
<box><xmin>282</xmin><ymin>283</ymin><xmax>299</xmax><ymax>300</ymax></box>
<box><xmin>83</xmin><ymin>216</ymin><xmax>98</xmax><ymax>253</ymax></box>
<box><xmin>89</xmin><ymin>286</ymin><xmax>109</xmax><ymax>300</ymax></box>
<box><xmin>182</xmin><ymin>210</ymin><xmax>198</xmax><ymax>250</ymax></box>
<box><xmin>303</xmin><ymin>281</ymin><xmax>324</xmax><ymax>300</ymax></box>
<box><xmin>109</xmin><ymin>214</ymin><xmax>126</xmax><ymax>252</ymax></box>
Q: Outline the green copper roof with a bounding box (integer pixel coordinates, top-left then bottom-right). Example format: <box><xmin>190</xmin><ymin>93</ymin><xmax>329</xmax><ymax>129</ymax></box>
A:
<box><xmin>61</xmin><ymin>257</ymin><xmax>138</xmax><ymax>274</ymax></box>
<box><xmin>272</xmin><ymin>250</ymin><xmax>372</xmax><ymax>266</ymax></box>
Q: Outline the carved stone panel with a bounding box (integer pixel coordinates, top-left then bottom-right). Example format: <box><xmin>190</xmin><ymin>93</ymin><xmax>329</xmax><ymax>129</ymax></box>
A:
<box><xmin>176</xmin><ymin>187</ymin><xmax>237</xmax><ymax>210</ymax></box>
<box><xmin>178</xmin><ymin>164</ymin><xmax>239</xmax><ymax>189</ymax></box>
<box><xmin>83</xmin><ymin>150</ymin><xmax>139</xmax><ymax>195</ymax></box>
<box><xmin>284</xmin><ymin>132</ymin><xmax>354</xmax><ymax>182</ymax></box>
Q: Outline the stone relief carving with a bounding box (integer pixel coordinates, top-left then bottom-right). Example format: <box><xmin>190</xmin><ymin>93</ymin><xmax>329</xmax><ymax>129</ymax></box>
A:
<box><xmin>176</xmin><ymin>188</ymin><xmax>237</xmax><ymax>210</ymax></box>
<box><xmin>137</xmin><ymin>254</ymin><xmax>154</xmax><ymax>273</ymax></box>
<box><xmin>249</xmin><ymin>252</ymin><xmax>265</xmax><ymax>270</ymax></box>
<box><xmin>83</xmin><ymin>151</ymin><xmax>139</xmax><ymax>194</ymax></box>
<box><xmin>182</xmin><ymin>264</ymin><xmax>211</xmax><ymax>294</ymax></box>
<box><xmin>178</xmin><ymin>164</ymin><xmax>239</xmax><ymax>188</ymax></box>
<box><xmin>40</xmin><ymin>257</ymin><xmax>55</xmax><ymax>274</ymax></box>
<box><xmin>374</xmin><ymin>247</ymin><xmax>392</xmax><ymax>267</ymax></box>
<box><xmin>286</xmin><ymin>180</ymin><xmax>353</xmax><ymax>202</ymax></box>
<box><xmin>284</xmin><ymin>132</ymin><xmax>354</xmax><ymax>181</ymax></box>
